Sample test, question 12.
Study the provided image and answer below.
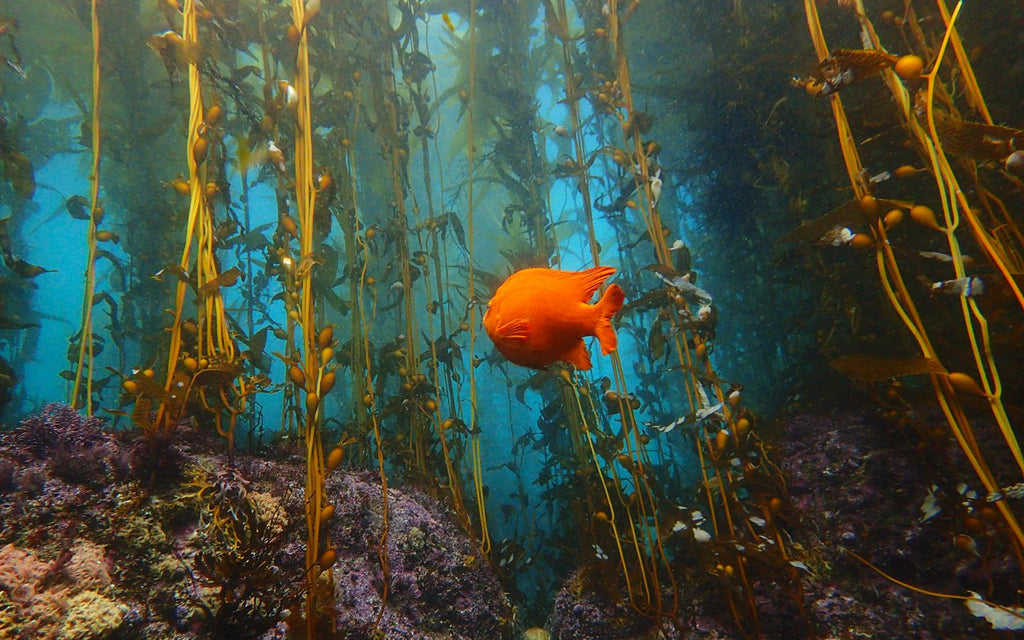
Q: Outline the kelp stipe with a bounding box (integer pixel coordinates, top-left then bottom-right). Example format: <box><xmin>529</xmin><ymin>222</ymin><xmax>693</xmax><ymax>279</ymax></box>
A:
<box><xmin>529</xmin><ymin>1</ymin><xmax>802</xmax><ymax>636</ymax></box>
<box><xmin>69</xmin><ymin>0</ymin><xmax>103</xmax><ymax>416</ymax></box>
<box><xmin>803</xmin><ymin>0</ymin><xmax>1024</xmax><ymax>618</ymax></box>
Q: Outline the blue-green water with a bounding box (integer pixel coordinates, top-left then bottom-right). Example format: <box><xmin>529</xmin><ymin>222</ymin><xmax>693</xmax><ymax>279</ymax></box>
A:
<box><xmin>1</xmin><ymin>1</ymin><xmax>1022</xmax><ymax>637</ymax></box>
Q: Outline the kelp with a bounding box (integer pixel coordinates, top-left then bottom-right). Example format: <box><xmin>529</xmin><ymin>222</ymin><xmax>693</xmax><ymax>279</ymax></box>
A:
<box><xmin>803</xmin><ymin>0</ymin><xmax>1024</xmax><ymax>615</ymax></box>
<box><xmin>830</xmin><ymin>354</ymin><xmax>947</xmax><ymax>382</ymax></box>
<box><xmin>930</xmin><ymin>110</ymin><xmax>1024</xmax><ymax>163</ymax></box>
<box><xmin>778</xmin><ymin>197</ymin><xmax>907</xmax><ymax>246</ymax></box>
<box><xmin>8</xmin><ymin>0</ymin><xmax>1021</xmax><ymax>636</ymax></box>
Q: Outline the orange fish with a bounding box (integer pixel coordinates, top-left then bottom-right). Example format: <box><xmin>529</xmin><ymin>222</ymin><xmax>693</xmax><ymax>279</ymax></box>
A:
<box><xmin>483</xmin><ymin>266</ymin><xmax>625</xmax><ymax>370</ymax></box>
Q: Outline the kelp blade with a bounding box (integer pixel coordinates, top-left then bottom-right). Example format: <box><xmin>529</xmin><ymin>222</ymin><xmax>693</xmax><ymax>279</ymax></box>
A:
<box><xmin>831</xmin><ymin>354</ymin><xmax>948</xmax><ymax>382</ymax></box>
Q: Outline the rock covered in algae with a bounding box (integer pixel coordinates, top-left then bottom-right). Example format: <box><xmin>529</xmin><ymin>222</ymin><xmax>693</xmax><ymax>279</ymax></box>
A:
<box><xmin>543</xmin><ymin>409</ymin><xmax>1013</xmax><ymax>639</ymax></box>
<box><xmin>0</xmin><ymin>405</ymin><xmax>182</xmax><ymax>638</ymax></box>
<box><xmin>0</xmin><ymin>403</ymin><xmax>513</xmax><ymax>639</ymax></box>
<box><xmin>58</xmin><ymin>590</ymin><xmax>129</xmax><ymax>640</ymax></box>
<box><xmin>0</xmin><ymin>542</ymin><xmax>129</xmax><ymax>639</ymax></box>
<box><xmin>326</xmin><ymin>471</ymin><xmax>514</xmax><ymax>639</ymax></box>
<box><xmin>3</xmin><ymin>402</ymin><xmax>111</xmax><ymax>458</ymax></box>
<box><xmin>0</xmin><ymin>543</ymin><xmax>64</xmax><ymax>637</ymax></box>
<box><xmin>781</xmin><ymin>412</ymin><xmax>996</xmax><ymax>638</ymax></box>
<box><xmin>547</xmin><ymin>568</ymin><xmax>683</xmax><ymax>640</ymax></box>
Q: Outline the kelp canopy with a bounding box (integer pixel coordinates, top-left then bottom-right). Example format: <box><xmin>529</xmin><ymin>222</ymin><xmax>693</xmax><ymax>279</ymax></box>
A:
<box><xmin>0</xmin><ymin>0</ymin><xmax>1022</xmax><ymax>636</ymax></box>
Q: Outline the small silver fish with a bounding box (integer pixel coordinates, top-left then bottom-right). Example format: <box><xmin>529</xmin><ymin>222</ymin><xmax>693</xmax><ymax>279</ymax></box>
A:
<box><xmin>918</xmin><ymin>250</ymin><xmax>975</xmax><ymax>267</ymax></box>
<box><xmin>647</xmin><ymin>415</ymin><xmax>691</xmax><ymax>433</ymax></box>
<box><xmin>919</xmin><ymin>250</ymin><xmax>955</xmax><ymax>262</ymax></box>
<box><xmin>820</xmin><ymin>69</ymin><xmax>855</xmax><ymax>96</ymax></box>
<box><xmin>695</xmin><ymin>402</ymin><xmax>725</xmax><ymax>421</ymax></box>
<box><xmin>653</xmin><ymin>271</ymin><xmax>713</xmax><ymax>305</ymax></box>
<box><xmin>932</xmin><ymin>276</ymin><xmax>984</xmax><ymax>297</ymax></box>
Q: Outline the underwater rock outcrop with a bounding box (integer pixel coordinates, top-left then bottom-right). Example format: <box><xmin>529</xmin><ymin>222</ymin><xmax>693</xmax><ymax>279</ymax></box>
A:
<box><xmin>0</xmin><ymin>404</ymin><xmax>513</xmax><ymax>639</ymax></box>
<box><xmin>781</xmin><ymin>412</ymin><xmax>993</xmax><ymax>638</ymax></box>
<box><xmin>547</xmin><ymin>567</ymin><xmax>683</xmax><ymax>639</ymax></box>
<box><xmin>327</xmin><ymin>472</ymin><xmax>513</xmax><ymax>638</ymax></box>
<box><xmin>544</xmin><ymin>409</ymin><xmax>1010</xmax><ymax>639</ymax></box>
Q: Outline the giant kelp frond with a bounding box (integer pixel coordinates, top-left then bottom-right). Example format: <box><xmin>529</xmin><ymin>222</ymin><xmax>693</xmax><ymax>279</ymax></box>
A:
<box><xmin>803</xmin><ymin>0</ymin><xmax>1024</xmax><ymax>612</ymax></box>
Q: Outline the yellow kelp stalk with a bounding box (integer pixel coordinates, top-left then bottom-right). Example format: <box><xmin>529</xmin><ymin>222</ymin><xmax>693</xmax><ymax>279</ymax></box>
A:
<box><xmin>918</xmin><ymin>6</ymin><xmax>1024</xmax><ymax>486</ymax></box>
<box><xmin>370</xmin><ymin>1</ymin><xmax>471</xmax><ymax>531</ymax></box>
<box><xmin>326</xmin><ymin>62</ymin><xmax>393</xmax><ymax>631</ymax></box>
<box><xmin>367</xmin><ymin>0</ymin><xmax>427</xmax><ymax>488</ymax></box>
<box><xmin>604</xmin><ymin>0</ymin><xmax>685</xmax><ymax>623</ymax></box>
<box><xmin>413</xmin><ymin>18</ymin><xmax>471</xmax><ymax>527</ymax></box>
<box><xmin>338</xmin><ymin>129</ymin><xmax>370</xmax><ymax>432</ymax></box>
<box><xmin>348</xmin><ymin>114</ymin><xmax>393</xmax><ymax>635</ymax></box>
<box><xmin>70</xmin><ymin>0</ymin><xmax>103</xmax><ymax>414</ymax></box>
<box><xmin>580</xmin><ymin>0</ymin><xmax>793</xmax><ymax>632</ymax></box>
<box><xmin>803</xmin><ymin>0</ymin><xmax>1024</xmax><ymax>564</ymax></box>
<box><xmin>286</xmin><ymin>0</ymin><xmax>338</xmax><ymax>636</ymax></box>
<box><xmin>930</xmin><ymin>1</ymin><xmax>1024</xmax><ymax>270</ymax></box>
<box><xmin>546</xmin><ymin>0</ymin><xmax>663</xmax><ymax>616</ymax></box>
<box><xmin>843</xmin><ymin>0</ymin><xmax>1024</xmax><ymax>291</ymax></box>
<box><xmin>254</xmin><ymin>0</ymin><xmax>303</xmax><ymax>445</ymax></box>
<box><xmin>464</xmin><ymin>0</ymin><xmax>492</xmax><ymax>554</ymax></box>
<box><xmin>150</xmin><ymin>0</ymin><xmax>243</xmax><ymax>455</ymax></box>
<box><xmin>563</xmin><ymin>23</ymin><xmax>649</xmax><ymax>618</ymax></box>
<box><xmin>540</xmin><ymin>0</ymin><xmax>710</xmax><ymax>625</ymax></box>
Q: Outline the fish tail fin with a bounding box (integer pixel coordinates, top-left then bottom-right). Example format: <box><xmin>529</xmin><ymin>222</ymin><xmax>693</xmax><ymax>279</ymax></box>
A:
<box><xmin>593</xmin><ymin>283</ymin><xmax>624</xmax><ymax>355</ymax></box>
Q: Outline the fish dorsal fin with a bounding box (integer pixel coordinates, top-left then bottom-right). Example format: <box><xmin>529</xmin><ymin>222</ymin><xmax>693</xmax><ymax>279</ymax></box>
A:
<box><xmin>497</xmin><ymin>318</ymin><xmax>529</xmax><ymax>340</ymax></box>
<box><xmin>560</xmin><ymin>339</ymin><xmax>592</xmax><ymax>370</ymax></box>
<box><xmin>567</xmin><ymin>266</ymin><xmax>617</xmax><ymax>302</ymax></box>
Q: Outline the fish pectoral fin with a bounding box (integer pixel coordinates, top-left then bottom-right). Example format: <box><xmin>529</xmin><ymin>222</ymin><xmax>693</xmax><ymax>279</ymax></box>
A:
<box><xmin>560</xmin><ymin>339</ymin><xmax>592</xmax><ymax>370</ymax></box>
<box><xmin>497</xmin><ymin>318</ymin><xmax>530</xmax><ymax>340</ymax></box>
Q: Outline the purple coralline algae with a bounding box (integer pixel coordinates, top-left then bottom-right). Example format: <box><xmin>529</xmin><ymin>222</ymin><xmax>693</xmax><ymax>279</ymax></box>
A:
<box><xmin>327</xmin><ymin>471</ymin><xmax>513</xmax><ymax>639</ymax></box>
<box><xmin>0</xmin><ymin>404</ymin><xmax>514</xmax><ymax>639</ymax></box>
<box><xmin>546</xmin><ymin>410</ymin><xmax>1007</xmax><ymax>639</ymax></box>
<box><xmin>546</xmin><ymin>568</ymin><xmax>682</xmax><ymax>640</ymax></box>
<box><xmin>781</xmin><ymin>412</ymin><xmax>993</xmax><ymax>638</ymax></box>
<box><xmin>4</xmin><ymin>403</ymin><xmax>109</xmax><ymax>459</ymax></box>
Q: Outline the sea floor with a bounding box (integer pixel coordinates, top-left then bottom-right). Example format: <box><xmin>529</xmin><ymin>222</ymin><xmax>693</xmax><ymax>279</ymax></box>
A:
<box><xmin>0</xmin><ymin>404</ymin><xmax>1008</xmax><ymax>639</ymax></box>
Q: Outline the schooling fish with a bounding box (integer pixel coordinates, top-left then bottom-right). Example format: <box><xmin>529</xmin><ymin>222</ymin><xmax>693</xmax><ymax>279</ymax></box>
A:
<box><xmin>483</xmin><ymin>266</ymin><xmax>625</xmax><ymax>370</ymax></box>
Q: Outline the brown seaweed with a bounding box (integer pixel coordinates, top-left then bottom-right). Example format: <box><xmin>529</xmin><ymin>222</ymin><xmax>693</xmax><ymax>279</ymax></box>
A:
<box><xmin>830</xmin><ymin>354</ymin><xmax>948</xmax><ymax>382</ymax></box>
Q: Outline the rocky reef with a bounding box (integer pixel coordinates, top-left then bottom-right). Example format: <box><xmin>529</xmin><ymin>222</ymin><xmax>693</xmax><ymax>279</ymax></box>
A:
<box><xmin>327</xmin><ymin>471</ymin><xmax>512</xmax><ymax>638</ymax></box>
<box><xmin>0</xmin><ymin>403</ymin><xmax>513</xmax><ymax>639</ymax></box>
<box><xmin>547</xmin><ymin>567</ymin><xmax>685</xmax><ymax>640</ymax></box>
<box><xmin>3</xmin><ymin>403</ymin><xmax>1015</xmax><ymax>639</ymax></box>
<box><xmin>779</xmin><ymin>412</ymin><xmax>995</xmax><ymax>639</ymax></box>
<box><xmin>545</xmin><ymin>411</ymin><xmax>1007</xmax><ymax>639</ymax></box>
